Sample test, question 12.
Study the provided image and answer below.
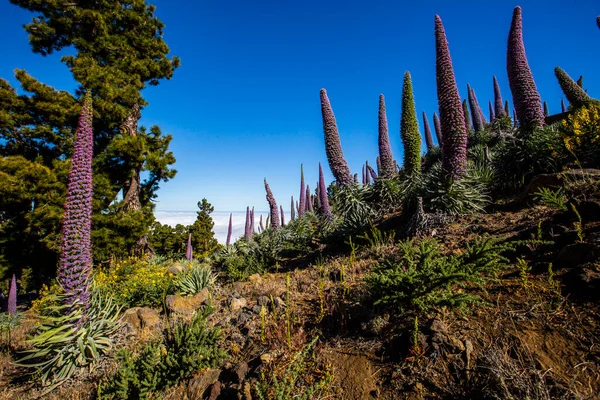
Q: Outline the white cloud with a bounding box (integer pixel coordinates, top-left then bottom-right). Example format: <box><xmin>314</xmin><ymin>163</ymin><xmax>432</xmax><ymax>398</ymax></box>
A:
<box><xmin>154</xmin><ymin>210</ymin><xmax>291</xmax><ymax>245</ymax></box>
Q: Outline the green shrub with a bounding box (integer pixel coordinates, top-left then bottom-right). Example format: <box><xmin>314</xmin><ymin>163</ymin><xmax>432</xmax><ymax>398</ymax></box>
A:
<box><xmin>254</xmin><ymin>336</ymin><xmax>332</xmax><ymax>400</ymax></box>
<box><xmin>365</xmin><ymin>235</ymin><xmax>514</xmax><ymax>312</ymax></box>
<box><xmin>99</xmin><ymin>308</ymin><xmax>227</xmax><ymax>399</ymax></box>
<box><xmin>175</xmin><ymin>263</ymin><xmax>216</xmax><ymax>296</ymax></box>
<box><xmin>532</xmin><ymin>187</ymin><xmax>568</xmax><ymax>210</ymax></box>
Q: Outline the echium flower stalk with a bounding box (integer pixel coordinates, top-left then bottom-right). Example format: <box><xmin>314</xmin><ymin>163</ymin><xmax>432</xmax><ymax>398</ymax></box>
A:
<box><xmin>507</xmin><ymin>6</ymin><xmax>544</xmax><ymax>131</ymax></box>
<box><xmin>561</xmin><ymin>99</ymin><xmax>567</xmax><ymax>113</ymax></box>
<box><xmin>280</xmin><ymin>205</ymin><xmax>285</xmax><ymax>226</ymax></box>
<box><xmin>378</xmin><ymin>94</ymin><xmax>395</xmax><ymax>178</ymax></box>
<box><xmin>435</xmin><ymin>15</ymin><xmax>468</xmax><ymax>179</ymax></box>
<box><xmin>376</xmin><ymin>156</ymin><xmax>381</xmax><ymax>176</ymax></box>
<box><xmin>318</xmin><ymin>163</ymin><xmax>332</xmax><ymax>219</ymax></box>
<box><xmin>361</xmin><ymin>165</ymin><xmax>366</xmax><ymax>185</ymax></box>
<box><xmin>422</xmin><ymin>111</ymin><xmax>434</xmax><ymax>150</ymax></box>
<box><xmin>186</xmin><ymin>233</ymin><xmax>193</xmax><ymax>260</ymax></box>
<box><xmin>298</xmin><ymin>164</ymin><xmax>306</xmax><ymax>217</ymax></box>
<box><xmin>306</xmin><ymin>185</ymin><xmax>313</xmax><ymax>213</ymax></box>
<box><xmin>467</xmin><ymin>85</ymin><xmax>484</xmax><ymax>132</ymax></box>
<box><xmin>489</xmin><ymin>100</ymin><xmax>495</xmax><ymax>122</ymax></box>
<box><xmin>290</xmin><ymin>196</ymin><xmax>295</xmax><ymax>220</ymax></box>
<box><xmin>259</xmin><ymin>215</ymin><xmax>264</xmax><ymax>232</ymax></box>
<box><xmin>320</xmin><ymin>89</ymin><xmax>353</xmax><ymax>186</ymax></box>
<box><xmin>8</xmin><ymin>274</ymin><xmax>16</xmax><ymax>315</ymax></box>
<box><xmin>244</xmin><ymin>206</ymin><xmax>251</xmax><ymax>239</ymax></box>
<box><xmin>226</xmin><ymin>214</ymin><xmax>233</xmax><ymax>246</ymax></box>
<box><xmin>353</xmin><ymin>173</ymin><xmax>358</xmax><ymax>183</ymax></box>
<box><xmin>505</xmin><ymin>100</ymin><xmax>510</xmax><ymax>115</ymax></box>
<box><xmin>365</xmin><ymin>161</ymin><xmax>372</xmax><ymax>183</ymax></box>
<box><xmin>264</xmin><ymin>178</ymin><xmax>280</xmax><ymax>230</ymax></box>
<box><xmin>543</xmin><ymin>101</ymin><xmax>549</xmax><ymax>117</ymax></box>
<box><xmin>554</xmin><ymin>67</ymin><xmax>592</xmax><ymax>108</ymax></box>
<box><xmin>251</xmin><ymin>207</ymin><xmax>255</xmax><ymax>234</ymax></box>
<box><xmin>493</xmin><ymin>76</ymin><xmax>507</xmax><ymax>118</ymax></box>
<box><xmin>433</xmin><ymin>112</ymin><xmax>443</xmax><ymax>148</ymax></box>
<box><xmin>462</xmin><ymin>100</ymin><xmax>472</xmax><ymax>132</ymax></box>
<box><xmin>597</xmin><ymin>16</ymin><xmax>600</xmax><ymax>29</ymax></box>
<box><xmin>58</xmin><ymin>91</ymin><xmax>94</xmax><ymax>309</ymax></box>
<box><xmin>400</xmin><ymin>71</ymin><xmax>422</xmax><ymax>175</ymax></box>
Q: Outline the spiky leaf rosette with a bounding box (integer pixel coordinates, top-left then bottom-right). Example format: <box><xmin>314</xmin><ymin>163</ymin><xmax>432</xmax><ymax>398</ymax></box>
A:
<box><xmin>58</xmin><ymin>91</ymin><xmax>94</xmax><ymax>309</ymax></box>
<box><xmin>298</xmin><ymin>164</ymin><xmax>306</xmax><ymax>217</ymax></box>
<box><xmin>264</xmin><ymin>179</ymin><xmax>279</xmax><ymax>230</ymax></box>
<box><xmin>467</xmin><ymin>84</ymin><xmax>483</xmax><ymax>132</ymax></box>
<box><xmin>422</xmin><ymin>111</ymin><xmax>435</xmax><ymax>150</ymax></box>
<box><xmin>433</xmin><ymin>112</ymin><xmax>443</xmax><ymax>146</ymax></box>
<box><xmin>435</xmin><ymin>16</ymin><xmax>467</xmax><ymax>179</ymax></box>
<box><xmin>8</xmin><ymin>274</ymin><xmax>16</xmax><ymax>315</ymax></box>
<box><xmin>462</xmin><ymin>100</ymin><xmax>472</xmax><ymax>132</ymax></box>
<box><xmin>507</xmin><ymin>6</ymin><xmax>544</xmax><ymax>131</ymax></box>
<box><xmin>378</xmin><ymin>94</ymin><xmax>395</xmax><ymax>177</ymax></box>
<box><xmin>543</xmin><ymin>101</ymin><xmax>549</xmax><ymax>117</ymax></box>
<box><xmin>489</xmin><ymin>101</ymin><xmax>495</xmax><ymax>122</ymax></box>
<box><xmin>554</xmin><ymin>67</ymin><xmax>592</xmax><ymax>108</ymax></box>
<box><xmin>400</xmin><ymin>71</ymin><xmax>422</xmax><ymax>175</ymax></box>
<box><xmin>290</xmin><ymin>196</ymin><xmax>295</xmax><ymax>220</ymax></box>
<box><xmin>320</xmin><ymin>89</ymin><xmax>353</xmax><ymax>186</ymax></box>
<box><xmin>280</xmin><ymin>205</ymin><xmax>285</xmax><ymax>226</ymax></box>
<box><xmin>226</xmin><ymin>214</ymin><xmax>233</xmax><ymax>246</ymax></box>
<box><xmin>493</xmin><ymin>76</ymin><xmax>507</xmax><ymax>118</ymax></box>
<box><xmin>561</xmin><ymin>99</ymin><xmax>567</xmax><ymax>113</ymax></box>
<box><xmin>186</xmin><ymin>233</ymin><xmax>193</xmax><ymax>260</ymax></box>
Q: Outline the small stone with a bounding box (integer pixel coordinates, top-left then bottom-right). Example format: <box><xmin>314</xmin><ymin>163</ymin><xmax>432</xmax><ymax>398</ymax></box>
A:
<box><xmin>257</xmin><ymin>295</ymin><xmax>271</xmax><ymax>307</ymax></box>
<box><xmin>237</xmin><ymin>312</ymin><xmax>252</xmax><ymax>326</ymax></box>
<box><xmin>166</xmin><ymin>290</ymin><xmax>210</xmax><ymax>316</ymax></box>
<box><xmin>260</xmin><ymin>353</ymin><xmax>274</xmax><ymax>364</ymax></box>
<box><xmin>252</xmin><ymin>305</ymin><xmax>263</xmax><ymax>314</ymax></box>
<box><xmin>120</xmin><ymin>307</ymin><xmax>162</xmax><ymax>338</ymax></box>
<box><xmin>230</xmin><ymin>297</ymin><xmax>247</xmax><ymax>311</ymax></box>
<box><xmin>207</xmin><ymin>382</ymin><xmax>221</xmax><ymax>400</ymax></box>
<box><xmin>231</xmin><ymin>332</ymin><xmax>245</xmax><ymax>344</ymax></box>
<box><xmin>248</xmin><ymin>273</ymin><xmax>262</xmax><ymax>283</ymax></box>
<box><xmin>187</xmin><ymin>368</ymin><xmax>221</xmax><ymax>400</ymax></box>
<box><xmin>167</xmin><ymin>262</ymin><xmax>187</xmax><ymax>276</ymax></box>
<box><xmin>234</xmin><ymin>362</ymin><xmax>249</xmax><ymax>383</ymax></box>
<box><xmin>273</xmin><ymin>297</ymin><xmax>285</xmax><ymax>309</ymax></box>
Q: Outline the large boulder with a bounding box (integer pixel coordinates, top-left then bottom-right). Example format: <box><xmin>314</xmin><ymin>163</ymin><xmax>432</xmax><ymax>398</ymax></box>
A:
<box><xmin>165</xmin><ymin>288</ymin><xmax>210</xmax><ymax>318</ymax></box>
<box><xmin>120</xmin><ymin>307</ymin><xmax>163</xmax><ymax>339</ymax></box>
<box><xmin>187</xmin><ymin>368</ymin><xmax>221</xmax><ymax>400</ymax></box>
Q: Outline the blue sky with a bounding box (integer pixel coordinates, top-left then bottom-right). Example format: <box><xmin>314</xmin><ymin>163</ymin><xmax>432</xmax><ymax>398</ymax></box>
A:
<box><xmin>1</xmin><ymin>0</ymin><xmax>599</xmax><ymax>214</ymax></box>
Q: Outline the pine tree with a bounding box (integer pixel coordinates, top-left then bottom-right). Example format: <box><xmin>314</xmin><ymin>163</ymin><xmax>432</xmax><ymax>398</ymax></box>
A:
<box><xmin>189</xmin><ymin>199</ymin><xmax>219</xmax><ymax>258</ymax></box>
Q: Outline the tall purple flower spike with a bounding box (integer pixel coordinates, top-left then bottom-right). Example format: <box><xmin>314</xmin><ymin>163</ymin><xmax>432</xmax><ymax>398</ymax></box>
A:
<box><xmin>507</xmin><ymin>6</ymin><xmax>544</xmax><ymax>131</ymax></box>
<box><xmin>543</xmin><ymin>101</ymin><xmax>549</xmax><ymax>117</ymax></box>
<box><xmin>489</xmin><ymin>100</ymin><xmax>495</xmax><ymax>122</ymax></box>
<box><xmin>244</xmin><ymin>206</ymin><xmax>250</xmax><ymax>239</ymax></box>
<box><xmin>264</xmin><ymin>178</ymin><xmax>280</xmax><ymax>230</ymax></box>
<box><xmin>280</xmin><ymin>205</ymin><xmax>285</xmax><ymax>226</ymax></box>
<box><xmin>259</xmin><ymin>215</ymin><xmax>264</xmax><ymax>232</ymax></box>
<box><xmin>493</xmin><ymin>76</ymin><xmax>507</xmax><ymax>118</ymax></box>
<box><xmin>320</xmin><ymin>89</ymin><xmax>353</xmax><ymax>186</ymax></box>
<box><xmin>561</xmin><ymin>99</ymin><xmax>567</xmax><ymax>113</ymax></box>
<box><xmin>554</xmin><ymin>67</ymin><xmax>592</xmax><ymax>108</ymax></box>
<box><xmin>251</xmin><ymin>207</ymin><xmax>255</xmax><ymax>233</ymax></box>
<box><xmin>433</xmin><ymin>112</ymin><xmax>442</xmax><ymax>148</ymax></box>
<box><xmin>58</xmin><ymin>91</ymin><xmax>94</xmax><ymax>309</ymax></box>
<box><xmin>306</xmin><ymin>185</ymin><xmax>313</xmax><ymax>213</ymax></box>
<box><xmin>468</xmin><ymin>84</ymin><xmax>484</xmax><ymax>132</ymax></box>
<box><xmin>295</xmin><ymin>200</ymin><xmax>299</xmax><ymax>215</ymax></box>
<box><xmin>462</xmin><ymin>99</ymin><xmax>472</xmax><ymax>132</ymax></box>
<box><xmin>318</xmin><ymin>163</ymin><xmax>332</xmax><ymax>219</ymax></box>
<box><xmin>378</xmin><ymin>94</ymin><xmax>395</xmax><ymax>178</ymax></box>
<box><xmin>365</xmin><ymin>161</ymin><xmax>371</xmax><ymax>184</ymax></box>
<box><xmin>226</xmin><ymin>214</ymin><xmax>233</xmax><ymax>246</ymax></box>
<box><xmin>422</xmin><ymin>111</ymin><xmax>434</xmax><ymax>151</ymax></box>
<box><xmin>8</xmin><ymin>274</ymin><xmax>17</xmax><ymax>315</ymax></box>
<box><xmin>376</xmin><ymin>156</ymin><xmax>381</xmax><ymax>176</ymax></box>
<box><xmin>290</xmin><ymin>196</ymin><xmax>295</xmax><ymax>220</ymax></box>
<box><xmin>186</xmin><ymin>233</ymin><xmax>193</xmax><ymax>260</ymax></box>
<box><xmin>435</xmin><ymin>15</ymin><xmax>468</xmax><ymax>179</ymax></box>
<box><xmin>298</xmin><ymin>164</ymin><xmax>306</xmax><ymax>217</ymax></box>
<box><xmin>505</xmin><ymin>100</ymin><xmax>510</xmax><ymax>116</ymax></box>
<box><xmin>361</xmin><ymin>165</ymin><xmax>366</xmax><ymax>185</ymax></box>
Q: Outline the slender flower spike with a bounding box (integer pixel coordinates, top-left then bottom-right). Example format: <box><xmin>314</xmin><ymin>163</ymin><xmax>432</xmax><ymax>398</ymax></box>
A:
<box><xmin>290</xmin><ymin>196</ymin><xmax>295</xmax><ymax>220</ymax></box>
<box><xmin>306</xmin><ymin>185</ymin><xmax>313</xmax><ymax>213</ymax></box>
<box><xmin>58</xmin><ymin>91</ymin><xmax>94</xmax><ymax>309</ymax></box>
<box><xmin>507</xmin><ymin>6</ymin><xmax>544</xmax><ymax>131</ymax></box>
<box><xmin>186</xmin><ymin>233</ymin><xmax>193</xmax><ymax>260</ymax></box>
<box><xmin>462</xmin><ymin>100</ymin><xmax>472</xmax><ymax>132</ymax></box>
<box><xmin>489</xmin><ymin>100</ymin><xmax>495</xmax><ymax>122</ymax></box>
<box><xmin>8</xmin><ymin>274</ymin><xmax>16</xmax><ymax>315</ymax></box>
<box><xmin>244</xmin><ymin>206</ymin><xmax>250</xmax><ymax>239</ymax></box>
<box><xmin>493</xmin><ymin>76</ymin><xmax>507</xmax><ymax>118</ymax></box>
<box><xmin>298</xmin><ymin>164</ymin><xmax>306</xmax><ymax>217</ymax></box>
<box><xmin>378</xmin><ymin>94</ymin><xmax>395</xmax><ymax>178</ymax></box>
<box><xmin>367</xmin><ymin>165</ymin><xmax>377</xmax><ymax>181</ymax></box>
<box><xmin>365</xmin><ymin>161</ymin><xmax>372</xmax><ymax>183</ymax></box>
<box><xmin>251</xmin><ymin>207</ymin><xmax>255</xmax><ymax>233</ymax></box>
<box><xmin>295</xmin><ymin>200</ymin><xmax>299</xmax><ymax>215</ymax></box>
<box><xmin>561</xmin><ymin>99</ymin><xmax>567</xmax><ymax>113</ymax></box>
<box><xmin>468</xmin><ymin>85</ymin><xmax>483</xmax><ymax>132</ymax></box>
<box><xmin>554</xmin><ymin>67</ymin><xmax>592</xmax><ymax>108</ymax></box>
<box><xmin>376</xmin><ymin>156</ymin><xmax>381</xmax><ymax>176</ymax></box>
<box><xmin>318</xmin><ymin>163</ymin><xmax>332</xmax><ymax>219</ymax></box>
<box><xmin>400</xmin><ymin>71</ymin><xmax>422</xmax><ymax>175</ymax></box>
<box><xmin>280</xmin><ymin>205</ymin><xmax>285</xmax><ymax>226</ymax></box>
<box><xmin>259</xmin><ymin>215</ymin><xmax>264</xmax><ymax>232</ymax></box>
<box><xmin>226</xmin><ymin>214</ymin><xmax>233</xmax><ymax>246</ymax></box>
<box><xmin>422</xmin><ymin>111</ymin><xmax>434</xmax><ymax>150</ymax></box>
<box><xmin>320</xmin><ymin>89</ymin><xmax>353</xmax><ymax>186</ymax></box>
<box><xmin>354</xmin><ymin>173</ymin><xmax>358</xmax><ymax>183</ymax></box>
<box><xmin>433</xmin><ymin>112</ymin><xmax>443</xmax><ymax>148</ymax></box>
<box><xmin>435</xmin><ymin>15</ymin><xmax>468</xmax><ymax>179</ymax></box>
<box><xmin>361</xmin><ymin>165</ymin><xmax>366</xmax><ymax>185</ymax></box>
<box><xmin>597</xmin><ymin>16</ymin><xmax>600</xmax><ymax>29</ymax></box>
<box><xmin>543</xmin><ymin>101</ymin><xmax>549</xmax><ymax>117</ymax></box>
<box><xmin>264</xmin><ymin>179</ymin><xmax>280</xmax><ymax>230</ymax></box>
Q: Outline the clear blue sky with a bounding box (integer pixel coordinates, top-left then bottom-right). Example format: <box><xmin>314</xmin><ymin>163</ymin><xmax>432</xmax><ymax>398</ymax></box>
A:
<box><xmin>1</xmin><ymin>0</ymin><xmax>598</xmax><ymax>213</ymax></box>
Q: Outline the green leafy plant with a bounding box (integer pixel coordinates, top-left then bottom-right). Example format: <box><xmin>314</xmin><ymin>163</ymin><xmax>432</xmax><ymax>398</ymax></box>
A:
<box><xmin>570</xmin><ymin>203</ymin><xmax>584</xmax><ymax>243</ymax></box>
<box><xmin>0</xmin><ymin>311</ymin><xmax>22</xmax><ymax>348</ymax></box>
<box><xmin>16</xmin><ymin>289</ymin><xmax>121</xmax><ymax>391</ymax></box>
<box><xmin>532</xmin><ymin>187</ymin><xmax>568</xmax><ymax>210</ymax></box>
<box><xmin>365</xmin><ymin>235</ymin><xmax>513</xmax><ymax>312</ymax></box>
<box><xmin>99</xmin><ymin>308</ymin><xmax>227</xmax><ymax>399</ymax></box>
<box><xmin>517</xmin><ymin>258</ymin><xmax>532</xmax><ymax>289</ymax></box>
<box><xmin>254</xmin><ymin>336</ymin><xmax>333</xmax><ymax>400</ymax></box>
<box><xmin>175</xmin><ymin>263</ymin><xmax>216</xmax><ymax>296</ymax></box>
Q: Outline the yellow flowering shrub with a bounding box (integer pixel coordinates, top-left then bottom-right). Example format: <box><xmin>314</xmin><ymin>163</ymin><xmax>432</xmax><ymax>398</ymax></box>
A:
<box><xmin>94</xmin><ymin>257</ymin><xmax>176</xmax><ymax>308</ymax></box>
<box><xmin>561</xmin><ymin>102</ymin><xmax>600</xmax><ymax>165</ymax></box>
<box><xmin>30</xmin><ymin>281</ymin><xmax>63</xmax><ymax>316</ymax></box>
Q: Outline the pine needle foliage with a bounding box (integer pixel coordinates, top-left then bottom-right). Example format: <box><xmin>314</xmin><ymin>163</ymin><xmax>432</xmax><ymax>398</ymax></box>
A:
<box><xmin>365</xmin><ymin>235</ymin><xmax>514</xmax><ymax>312</ymax></box>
